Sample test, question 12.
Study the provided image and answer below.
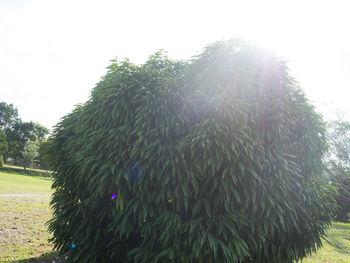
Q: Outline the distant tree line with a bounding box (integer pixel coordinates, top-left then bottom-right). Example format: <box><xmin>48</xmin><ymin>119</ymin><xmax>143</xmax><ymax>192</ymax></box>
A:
<box><xmin>326</xmin><ymin>113</ymin><xmax>350</xmax><ymax>222</ymax></box>
<box><xmin>0</xmin><ymin>101</ymin><xmax>49</xmax><ymax>171</ymax></box>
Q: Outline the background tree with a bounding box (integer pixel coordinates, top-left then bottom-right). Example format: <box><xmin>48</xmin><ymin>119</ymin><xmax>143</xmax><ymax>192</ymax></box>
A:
<box><xmin>0</xmin><ymin>101</ymin><xmax>49</xmax><ymax>166</ymax></box>
<box><xmin>5</xmin><ymin>120</ymin><xmax>49</xmax><ymax>165</ymax></box>
<box><xmin>0</xmin><ymin>130</ymin><xmax>8</xmax><ymax>167</ymax></box>
<box><xmin>18</xmin><ymin>121</ymin><xmax>49</xmax><ymax>142</ymax></box>
<box><xmin>0</xmin><ymin>102</ymin><xmax>20</xmax><ymax>163</ymax></box>
<box><xmin>48</xmin><ymin>40</ymin><xmax>335</xmax><ymax>263</ymax></box>
<box><xmin>0</xmin><ymin>102</ymin><xmax>19</xmax><ymax>131</ymax></box>
<box><xmin>21</xmin><ymin>140</ymin><xmax>39</xmax><ymax>173</ymax></box>
<box><xmin>327</xmin><ymin>113</ymin><xmax>350</xmax><ymax>222</ymax></box>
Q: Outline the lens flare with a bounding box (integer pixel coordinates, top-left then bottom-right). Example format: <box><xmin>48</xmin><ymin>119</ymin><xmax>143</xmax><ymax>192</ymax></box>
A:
<box><xmin>126</xmin><ymin>162</ymin><xmax>144</xmax><ymax>182</ymax></box>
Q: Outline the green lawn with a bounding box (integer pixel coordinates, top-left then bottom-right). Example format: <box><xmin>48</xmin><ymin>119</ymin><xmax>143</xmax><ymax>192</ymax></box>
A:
<box><xmin>0</xmin><ymin>170</ymin><xmax>350</xmax><ymax>262</ymax></box>
<box><xmin>0</xmin><ymin>170</ymin><xmax>52</xmax><ymax>194</ymax></box>
<box><xmin>1</xmin><ymin>164</ymin><xmax>52</xmax><ymax>177</ymax></box>
<box><xmin>300</xmin><ymin>222</ymin><xmax>350</xmax><ymax>263</ymax></box>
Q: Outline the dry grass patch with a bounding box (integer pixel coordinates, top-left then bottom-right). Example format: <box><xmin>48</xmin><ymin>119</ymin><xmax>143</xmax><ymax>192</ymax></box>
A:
<box><xmin>0</xmin><ymin>195</ymin><xmax>54</xmax><ymax>262</ymax></box>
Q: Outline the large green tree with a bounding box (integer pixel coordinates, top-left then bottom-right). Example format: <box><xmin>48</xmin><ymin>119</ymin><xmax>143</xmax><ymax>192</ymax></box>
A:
<box><xmin>0</xmin><ymin>102</ymin><xmax>20</xmax><ymax>163</ymax></box>
<box><xmin>48</xmin><ymin>40</ymin><xmax>335</xmax><ymax>263</ymax></box>
<box><xmin>0</xmin><ymin>130</ymin><xmax>8</xmax><ymax>167</ymax></box>
<box><xmin>327</xmin><ymin>114</ymin><xmax>350</xmax><ymax>222</ymax></box>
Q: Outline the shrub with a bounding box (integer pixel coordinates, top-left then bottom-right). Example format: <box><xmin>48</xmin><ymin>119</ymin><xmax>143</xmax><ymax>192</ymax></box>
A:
<box><xmin>48</xmin><ymin>40</ymin><xmax>335</xmax><ymax>263</ymax></box>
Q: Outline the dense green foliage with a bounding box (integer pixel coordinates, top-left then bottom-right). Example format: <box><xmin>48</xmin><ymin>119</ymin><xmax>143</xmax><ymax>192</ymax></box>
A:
<box><xmin>38</xmin><ymin>139</ymin><xmax>52</xmax><ymax>170</ymax></box>
<box><xmin>0</xmin><ymin>102</ymin><xmax>49</xmax><ymax>166</ymax></box>
<box><xmin>327</xmin><ymin>115</ymin><xmax>350</xmax><ymax>222</ymax></box>
<box><xmin>48</xmin><ymin>40</ymin><xmax>335</xmax><ymax>263</ymax></box>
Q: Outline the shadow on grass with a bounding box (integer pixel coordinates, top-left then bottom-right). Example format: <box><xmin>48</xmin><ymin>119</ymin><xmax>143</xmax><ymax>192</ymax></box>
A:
<box><xmin>0</xmin><ymin>168</ymin><xmax>52</xmax><ymax>181</ymax></box>
<box><xmin>0</xmin><ymin>165</ymin><xmax>52</xmax><ymax>179</ymax></box>
<box><xmin>332</xmin><ymin>222</ymin><xmax>350</xmax><ymax>231</ymax></box>
<box><xmin>8</xmin><ymin>251</ymin><xmax>66</xmax><ymax>263</ymax></box>
<box><xmin>324</xmin><ymin>222</ymin><xmax>350</xmax><ymax>255</ymax></box>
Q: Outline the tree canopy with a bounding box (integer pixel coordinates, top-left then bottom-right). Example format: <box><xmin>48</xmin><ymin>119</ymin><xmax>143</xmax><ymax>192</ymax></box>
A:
<box><xmin>0</xmin><ymin>102</ymin><xmax>19</xmax><ymax>131</ymax></box>
<box><xmin>48</xmin><ymin>39</ymin><xmax>335</xmax><ymax>263</ymax></box>
<box><xmin>0</xmin><ymin>101</ymin><xmax>49</xmax><ymax>166</ymax></box>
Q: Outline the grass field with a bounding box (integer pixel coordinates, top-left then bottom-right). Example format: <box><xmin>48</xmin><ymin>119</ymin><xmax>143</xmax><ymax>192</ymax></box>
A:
<box><xmin>0</xmin><ymin>170</ymin><xmax>52</xmax><ymax>194</ymax></box>
<box><xmin>300</xmin><ymin>222</ymin><xmax>350</xmax><ymax>263</ymax></box>
<box><xmin>0</xmin><ymin>170</ymin><xmax>350</xmax><ymax>262</ymax></box>
<box><xmin>0</xmin><ymin>170</ymin><xmax>59</xmax><ymax>262</ymax></box>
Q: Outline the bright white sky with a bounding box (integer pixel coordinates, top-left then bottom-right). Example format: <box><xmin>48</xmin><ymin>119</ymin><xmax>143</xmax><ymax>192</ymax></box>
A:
<box><xmin>1</xmin><ymin>0</ymin><xmax>349</xmax><ymax>130</ymax></box>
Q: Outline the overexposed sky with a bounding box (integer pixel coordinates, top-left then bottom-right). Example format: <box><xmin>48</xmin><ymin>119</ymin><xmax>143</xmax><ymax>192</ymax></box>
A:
<box><xmin>1</xmin><ymin>0</ymin><xmax>349</xmax><ymax>130</ymax></box>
